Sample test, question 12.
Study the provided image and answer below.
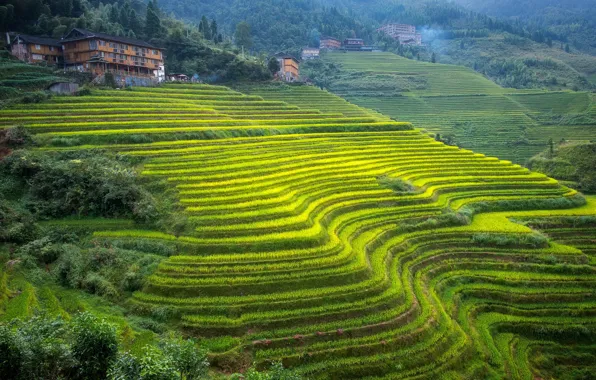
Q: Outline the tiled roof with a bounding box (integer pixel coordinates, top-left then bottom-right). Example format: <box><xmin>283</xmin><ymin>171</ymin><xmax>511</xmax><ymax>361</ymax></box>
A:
<box><xmin>62</xmin><ymin>28</ymin><xmax>161</xmax><ymax>49</ymax></box>
<box><xmin>12</xmin><ymin>34</ymin><xmax>62</xmax><ymax>47</ymax></box>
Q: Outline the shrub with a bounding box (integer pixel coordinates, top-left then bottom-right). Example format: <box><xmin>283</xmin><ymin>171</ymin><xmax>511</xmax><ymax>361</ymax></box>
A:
<box><xmin>1</xmin><ymin>151</ymin><xmax>159</xmax><ymax>221</ymax></box>
<box><xmin>21</xmin><ymin>91</ymin><xmax>50</xmax><ymax>104</ymax></box>
<box><xmin>109</xmin><ymin>346</ymin><xmax>178</xmax><ymax>380</ymax></box>
<box><xmin>15</xmin><ymin>236</ymin><xmax>64</xmax><ymax>265</ymax></box>
<box><xmin>0</xmin><ymin>325</ymin><xmax>24</xmax><ymax>379</ymax></box>
<box><xmin>1</xmin><ymin>126</ymin><xmax>33</xmax><ymax>147</ymax></box>
<box><xmin>377</xmin><ymin>175</ymin><xmax>416</xmax><ymax>193</ymax></box>
<box><xmin>0</xmin><ymin>199</ymin><xmax>39</xmax><ymax>244</ymax></box>
<box><xmin>71</xmin><ymin>312</ymin><xmax>119</xmax><ymax>380</ymax></box>
<box><xmin>471</xmin><ymin>232</ymin><xmax>548</xmax><ymax>248</ymax></box>
<box><xmin>159</xmin><ymin>336</ymin><xmax>209</xmax><ymax>380</ymax></box>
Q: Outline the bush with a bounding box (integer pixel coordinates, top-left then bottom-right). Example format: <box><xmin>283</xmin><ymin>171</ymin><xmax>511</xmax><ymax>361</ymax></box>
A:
<box><xmin>71</xmin><ymin>312</ymin><xmax>119</xmax><ymax>380</ymax></box>
<box><xmin>1</xmin><ymin>126</ymin><xmax>33</xmax><ymax>147</ymax></box>
<box><xmin>471</xmin><ymin>232</ymin><xmax>548</xmax><ymax>248</ymax></box>
<box><xmin>108</xmin><ymin>346</ymin><xmax>179</xmax><ymax>380</ymax></box>
<box><xmin>1</xmin><ymin>151</ymin><xmax>159</xmax><ymax>222</ymax></box>
<box><xmin>377</xmin><ymin>175</ymin><xmax>416</xmax><ymax>193</ymax></box>
<box><xmin>21</xmin><ymin>91</ymin><xmax>50</xmax><ymax>104</ymax></box>
<box><xmin>75</xmin><ymin>86</ymin><xmax>92</xmax><ymax>96</ymax></box>
<box><xmin>159</xmin><ymin>337</ymin><xmax>209</xmax><ymax>379</ymax></box>
<box><xmin>0</xmin><ymin>325</ymin><xmax>24</xmax><ymax>379</ymax></box>
<box><xmin>0</xmin><ymin>199</ymin><xmax>39</xmax><ymax>244</ymax></box>
<box><xmin>15</xmin><ymin>236</ymin><xmax>64</xmax><ymax>265</ymax></box>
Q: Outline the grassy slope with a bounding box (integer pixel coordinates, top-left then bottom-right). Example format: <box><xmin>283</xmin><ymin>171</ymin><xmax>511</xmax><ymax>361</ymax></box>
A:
<box><xmin>0</xmin><ymin>52</ymin><xmax>66</xmax><ymax>106</ymax></box>
<box><xmin>2</xmin><ymin>84</ymin><xmax>595</xmax><ymax>378</ymax></box>
<box><xmin>311</xmin><ymin>51</ymin><xmax>596</xmax><ymax>164</ymax></box>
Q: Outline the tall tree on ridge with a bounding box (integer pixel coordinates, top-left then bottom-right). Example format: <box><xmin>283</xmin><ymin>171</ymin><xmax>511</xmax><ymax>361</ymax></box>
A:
<box><xmin>210</xmin><ymin>19</ymin><xmax>218</xmax><ymax>42</ymax></box>
<box><xmin>145</xmin><ymin>0</ymin><xmax>161</xmax><ymax>38</ymax></box>
<box><xmin>235</xmin><ymin>21</ymin><xmax>253</xmax><ymax>51</ymax></box>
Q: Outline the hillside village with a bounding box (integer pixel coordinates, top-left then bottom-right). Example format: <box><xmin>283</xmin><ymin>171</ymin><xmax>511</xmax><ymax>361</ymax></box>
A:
<box><xmin>6</xmin><ymin>22</ymin><xmax>424</xmax><ymax>86</ymax></box>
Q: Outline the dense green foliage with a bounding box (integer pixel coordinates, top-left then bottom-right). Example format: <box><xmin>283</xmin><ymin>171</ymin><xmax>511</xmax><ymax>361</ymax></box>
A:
<box><xmin>1</xmin><ymin>149</ymin><xmax>158</xmax><ymax>221</ymax></box>
<box><xmin>0</xmin><ymin>313</ymin><xmax>208</xmax><ymax>380</ymax></box>
<box><xmin>529</xmin><ymin>142</ymin><xmax>596</xmax><ymax>193</ymax></box>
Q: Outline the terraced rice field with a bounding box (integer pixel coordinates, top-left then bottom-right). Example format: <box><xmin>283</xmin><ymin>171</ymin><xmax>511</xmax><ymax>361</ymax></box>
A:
<box><xmin>5</xmin><ymin>84</ymin><xmax>596</xmax><ymax>379</ymax></box>
<box><xmin>317</xmin><ymin>52</ymin><xmax>596</xmax><ymax>163</ymax></box>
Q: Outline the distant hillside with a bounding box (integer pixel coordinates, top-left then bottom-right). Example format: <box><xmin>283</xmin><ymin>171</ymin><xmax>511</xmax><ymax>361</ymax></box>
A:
<box><xmin>452</xmin><ymin>0</ymin><xmax>596</xmax><ymax>55</ymax></box>
<box><xmin>302</xmin><ymin>51</ymin><xmax>596</xmax><ymax>163</ymax></box>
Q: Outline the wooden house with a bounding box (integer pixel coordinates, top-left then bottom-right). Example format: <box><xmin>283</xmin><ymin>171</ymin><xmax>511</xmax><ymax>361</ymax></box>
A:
<box><xmin>320</xmin><ymin>37</ymin><xmax>341</xmax><ymax>50</ymax></box>
<box><xmin>61</xmin><ymin>28</ymin><xmax>165</xmax><ymax>80</ymax></box>
<box><xmin>10</xmin><ymin>34</ymin><xmax>63</xmax><ymax>64</ymax></box>
<box><xmin>275</xmin><ymin>54</ymin><xmax>300</xmax><ymax>82</ymax></box>
<box><xmin>343</xmin><ymin>38</ymin><xmax>365</xmax><ymax>50</ymax></box>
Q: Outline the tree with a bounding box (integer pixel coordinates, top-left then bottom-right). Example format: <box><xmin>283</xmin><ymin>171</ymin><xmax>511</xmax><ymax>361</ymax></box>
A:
<box><xmin>431</xmin><ymin>52</ymin><xmax>436</xmax><ymax>63</ymax></box>
<box><xmin>160</xmin><ymin>337</ymin><xmax>209</xmax><ymax>379</ymax></box>
<box><xmin>72</xmin><ymin>312</ymin><xmax>119</xmax><ymax>379</ymax></box>
<box><xmin>565</xmin><ymin>43</ymin><xmax>570</xmax><ymax>53</ymax></box>
<box><xmin>548</xmin><ymin>138</ymin><xmax>554</xmax><ymax>156</ymax></box>
<box><xmin>210</xmin><ymin>19</ymin><xmax>218</xmax><ymax>42</ymax></box>
<box><xmin>200</xmin><ymin>15</ymin><xmax>211</xmax><ymax>40</ymax></box>
<box><xmin>0</xmin><ymin>5</ymin><xmax>15</xmax><ymax>32</ymax></box>
<box><xmin>268</xmin><ymin>57</ymin><xmax>280</xmax><ymax>75</ymax></box>
<box><xmin>235</xmin><ymin>21</ymin><xmax>253</xmax><ymax>51</ymax></box>
<box><xmin>128</xmin><ymin>9</ymin><xmax>142</xmax><ymax>36</ymax></box>
<box><xmin>145</xmin><ymin>0</ymin><xmax>161</xmax><ymax>38</ymax></box>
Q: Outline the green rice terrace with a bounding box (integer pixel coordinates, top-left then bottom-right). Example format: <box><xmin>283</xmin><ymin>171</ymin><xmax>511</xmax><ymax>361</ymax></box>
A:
<box><xmin>301</xmin><ymin>52</ymin><xmax>596</xmax><ymax>164</ymax></box>
<box><xmin>2</xmin><ymin>83</ymin><xmax>596</xmax><ymax>379</ymax></box>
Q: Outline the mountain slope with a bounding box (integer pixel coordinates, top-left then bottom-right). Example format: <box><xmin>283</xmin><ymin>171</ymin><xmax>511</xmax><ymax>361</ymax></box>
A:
<box><xmin>3</xmin><ymin>83</ymin><xmax>595</xmax><ymax>378</ymax></box>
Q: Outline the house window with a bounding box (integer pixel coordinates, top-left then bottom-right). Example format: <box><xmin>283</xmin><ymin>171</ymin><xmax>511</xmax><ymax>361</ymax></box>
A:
<box><xmin>35</xmin><ymin>44</ymin><xmax>41</xmax><ymax>50</ymax></box>
<box><xmin>142</xmin><ymin>48</ymin><xmax>147</xmax><ymax>53</ymax></box>
<box><xmin>152</xmin><ymin>49</ymin><xmax>158</xmax><ymax>55</ymax></box>
<box><xmin>32</xmin><ymin>54</ymin><xmax>43</xmax><ymax>60</ymax></box>
<box><xmin>109</xmin><ymin>53</ymin><xmax>116</xmax><ymax>58</ymax></box>
<box><xmin>152</xmin><ymin>59</ymin><xmax>158</xmax><ymax>64</ymax></box>
<box><xmin>99</xmin><ymin>52</ymin><xmax>105</xmax><ymax>57</ymax></box>
<box><xmin>49</xmin><ymin>46</ymin><xmax>54</xmax><ymax>52</ymax></box>
<box><xmin>89</xmin><ymin>40</ymin><xmax>98</xmax><ymax>50</ymax></box>
<box><xmin>120</xmin><ymin>54</ymin><xmax>126</xmax><ymax>60</ymax></box>
<box><xmin>99</xmin><ymin>40</ymin><xmax>106</xmax><ymax>46</ymax></box>
<box><xmin>109</xmin><ymin>42</ymin><xmax>116</xmax><ymax>48</ymax></box>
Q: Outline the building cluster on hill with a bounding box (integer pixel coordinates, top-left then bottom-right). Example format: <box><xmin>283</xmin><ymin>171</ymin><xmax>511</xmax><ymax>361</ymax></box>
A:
<box><xmin>301</xmin><ymin>35</ymin><xmax>378</xmax><ymax>60</ymax></box>
<box><xmin>7</xmin><ymin>29</ymin><xmax>165</xmax><ymax>84</ymax></box>
<box><xmin>377</xmin><ymin>24</ymin><xmax>423</xmax><ymax>46</ymax></box>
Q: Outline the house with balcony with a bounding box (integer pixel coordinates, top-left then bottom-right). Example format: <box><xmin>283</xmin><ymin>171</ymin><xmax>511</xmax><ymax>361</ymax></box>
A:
<box><xmin>61</xmin><ymin>28</ymin><xmax>165</xmax><ymax>82</ymax></box>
